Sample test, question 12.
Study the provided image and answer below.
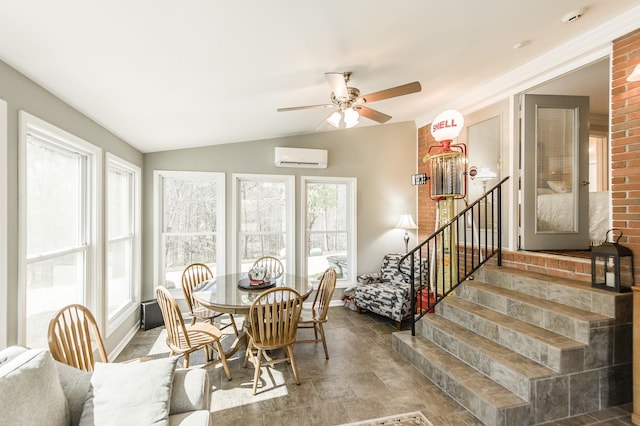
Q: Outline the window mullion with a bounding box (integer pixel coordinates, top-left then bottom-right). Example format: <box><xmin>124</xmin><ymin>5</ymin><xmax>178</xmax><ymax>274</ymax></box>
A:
<box><xmin>26</xmin><ymin>245</ymin><xmax>88</xmax><ymax>264</ymax></box>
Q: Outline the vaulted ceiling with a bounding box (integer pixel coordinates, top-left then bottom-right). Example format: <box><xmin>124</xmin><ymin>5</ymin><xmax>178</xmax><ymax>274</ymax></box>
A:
<box><xmin>0</xmin><ymin>1</ymin><xmax>638</xmax><ymax>152</ymax></box>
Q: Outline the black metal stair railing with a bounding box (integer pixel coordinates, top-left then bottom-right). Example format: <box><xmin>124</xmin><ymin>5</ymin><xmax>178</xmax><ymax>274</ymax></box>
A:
<box><xmin>399</xmin><ymin>176</ymin><xmax>509</xmax><ymax>336</ymax></box>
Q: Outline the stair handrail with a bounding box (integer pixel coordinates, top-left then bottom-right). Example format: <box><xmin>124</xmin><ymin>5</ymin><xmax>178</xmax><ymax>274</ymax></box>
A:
<box><xmin>399</xmin><ymin>176</ymin><xmax>509</xmax><ymax>336</ymax></box>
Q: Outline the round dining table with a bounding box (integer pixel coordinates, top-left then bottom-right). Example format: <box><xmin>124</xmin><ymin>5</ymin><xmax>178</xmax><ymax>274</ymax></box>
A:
<box><xmin>192</xmin><ymin>273</ymin><xmax>312</xmax><ymax>357</ymax></box>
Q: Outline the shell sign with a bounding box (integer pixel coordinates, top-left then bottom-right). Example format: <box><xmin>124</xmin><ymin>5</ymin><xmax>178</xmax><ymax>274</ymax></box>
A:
<box><xmin>430</xmin><ymin>109</ymin><xmax>464</xmax><ymax>142</ymax></box>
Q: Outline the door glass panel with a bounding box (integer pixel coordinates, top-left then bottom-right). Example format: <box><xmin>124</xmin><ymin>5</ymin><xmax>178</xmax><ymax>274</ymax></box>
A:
<box><xmin>535</xmin><ymin>107</ymin><xmax>577</xmax><ymax>233</ymax></box>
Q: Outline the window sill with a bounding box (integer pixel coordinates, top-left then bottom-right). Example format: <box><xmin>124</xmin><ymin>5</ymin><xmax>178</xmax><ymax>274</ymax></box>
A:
<box><xmin>336</xmin><ymin>280</ymin><xmax>356</xmax><ymax>289</ymax></box>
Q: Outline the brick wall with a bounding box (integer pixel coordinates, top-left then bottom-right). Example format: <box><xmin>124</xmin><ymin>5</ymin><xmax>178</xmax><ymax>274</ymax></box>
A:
<box><xmin>415</xmin><ymin>28</ymin><xmax>640</xmax><ymax>284</ymax></box>
<box><xmin>417</xmin><ymin>125</ymin><xmax>438</xmax><ymax>240</ymax></box>
<box><xmin>612</xmin><ymin>29</ymin><xmax>640</xmax><ymax>285</ymax></box>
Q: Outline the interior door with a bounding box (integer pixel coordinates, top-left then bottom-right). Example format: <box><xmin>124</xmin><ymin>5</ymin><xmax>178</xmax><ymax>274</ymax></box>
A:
<box><xmin>520</xmin><ymin>94</ymin><xmax>590</xmax><ymax>250</ymax></box>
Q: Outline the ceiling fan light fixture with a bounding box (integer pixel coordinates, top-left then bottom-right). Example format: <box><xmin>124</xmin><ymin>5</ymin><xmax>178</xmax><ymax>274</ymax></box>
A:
<box><xmin>327</xmin><ymin>111</ymin><xmax>342</xmax><ymax>128</ymax></box>
<box><xmin>344</xmin><ymin>108</ymin><xmax>359</xmax><ymax>128</ymax></box>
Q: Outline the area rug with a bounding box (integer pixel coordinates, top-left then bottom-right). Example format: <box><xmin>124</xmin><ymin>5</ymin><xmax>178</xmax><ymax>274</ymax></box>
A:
<box><xmin>340</xmin><ymin>411</ymin><xmax>433</xmax><ymax>426</ymax></box>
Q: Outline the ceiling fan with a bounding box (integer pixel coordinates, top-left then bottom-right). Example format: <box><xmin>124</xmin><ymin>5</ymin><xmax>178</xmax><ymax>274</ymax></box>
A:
<box><xmin>277</xmin><ymin>72</ymin><xmax>422</xmax><ymax>129</ymax></box>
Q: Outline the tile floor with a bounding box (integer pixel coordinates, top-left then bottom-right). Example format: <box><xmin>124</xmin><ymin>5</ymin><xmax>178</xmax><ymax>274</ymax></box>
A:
<box><xmin>117</xmin><ymin>307</ymin><xmax>634</xmax><ymax>426</ymax></box>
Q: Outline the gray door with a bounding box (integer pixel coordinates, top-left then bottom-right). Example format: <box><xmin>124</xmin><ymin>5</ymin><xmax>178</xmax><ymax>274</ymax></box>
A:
<box><xmin>520</xmin><ymin>94</ymin><xmax>590</xmax><ymax>250</ymax></box>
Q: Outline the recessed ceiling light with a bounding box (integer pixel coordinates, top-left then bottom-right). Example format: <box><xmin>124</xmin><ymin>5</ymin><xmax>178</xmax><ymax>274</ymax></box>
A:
<box><xmin>561</xmin><ymin>9</ymin><xmax>585</xmax><ymax>23</ymax></box>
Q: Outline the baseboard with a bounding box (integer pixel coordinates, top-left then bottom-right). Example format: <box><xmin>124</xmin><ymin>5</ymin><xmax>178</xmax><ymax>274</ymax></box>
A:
<box><xmin>108</xmin><ymin>323</ymin><xmax>140</xmax><ymax>362</ymax></box>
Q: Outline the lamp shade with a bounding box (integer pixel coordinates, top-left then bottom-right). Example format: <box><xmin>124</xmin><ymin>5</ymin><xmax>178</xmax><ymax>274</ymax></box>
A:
<box><xmin>326</xmin><ymin>111</ymin><xmax>341</xmax><ymax>128</ymax></box>
<box><xmin>475</xmin><ymin>167</ymin><xmax>497</xmax><ymax>181</ymax></box>
<box><xmin>628</xmin><ymin>64</ymin><xmax>640</xmax><ymax>82</ymax></box>
<box><xmin>396</xmin><ymin>214</ymin><xmax>418</xmax><ymax>230</ymax></box>
<box><xmin>344</xmin><ymin>108</ymin><xmax>359</xmax><ymax>128</ymax></box>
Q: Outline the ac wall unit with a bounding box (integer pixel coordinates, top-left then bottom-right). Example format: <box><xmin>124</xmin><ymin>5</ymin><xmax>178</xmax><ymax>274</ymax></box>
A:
<box><xmin>274</xmin><ymin>147</ymin><xmax>327</xmax><ymax>168</ymax></box>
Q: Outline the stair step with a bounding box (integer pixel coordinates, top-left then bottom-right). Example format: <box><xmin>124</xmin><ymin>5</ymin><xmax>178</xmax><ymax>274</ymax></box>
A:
<box><xmin>456</xmin><ymin>280</ymin><xmax>613</xmax><ymax>344</ymax></box>
<box><xmin>438</xmin><ymin>296</ymin><xmax>585</xmax><ymax>373</ymax></box>
<box><xmin>393</xmin><ymin>331</ymin><xmax>533</xmax><ymax>426</ymax></box>
<box><xmin>478</xmin><ymin>266</ymin><xmax>631</xmax><ymax>322</ymax></box>
<box><xmin>417</xmin><ymin>314</ymin><xmax>556</xmax><ymax>401</ymax></box>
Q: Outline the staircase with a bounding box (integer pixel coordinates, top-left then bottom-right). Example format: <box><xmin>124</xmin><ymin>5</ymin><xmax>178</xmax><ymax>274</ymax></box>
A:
<box><xmin>392</xmin><ymin>265</ymin><xmax>633</xmax><ymax>425</ymax></box>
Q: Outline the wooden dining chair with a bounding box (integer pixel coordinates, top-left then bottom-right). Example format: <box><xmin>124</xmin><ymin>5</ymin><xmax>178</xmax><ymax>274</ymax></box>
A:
<box><xmin>181</xmin><ymin>262</ymin><xmax>239</xmax><ymax>335</ymax></box>
<box><xmin>297</xmin><ymin>267</ymin><xmax>337</xmax><ymax>359</ymax></box>
<box><xmin>48</xmin><ymin>304</ymin><xmax>109</xmax><ymax>372</ymax></box>
<box><xmin>155</xmin><ymin>286</ymin><xmax>231</xmax><ymax>379</ymax></box>
<box><xmin>252</xmin><ymin>256</ymin><xmax>285</xmax><ymax>279</ymax></box>
<box><xmin>243</xmin><ymin>287</ymin><xmax>303</xmax><ymax>394</ymax></box>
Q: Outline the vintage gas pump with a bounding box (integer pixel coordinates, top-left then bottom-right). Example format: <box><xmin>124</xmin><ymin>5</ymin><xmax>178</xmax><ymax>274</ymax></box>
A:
<box><xmin>424</xmin><ymin>110</ymin><xmax>467</xmax><ymax>291</ymax></box>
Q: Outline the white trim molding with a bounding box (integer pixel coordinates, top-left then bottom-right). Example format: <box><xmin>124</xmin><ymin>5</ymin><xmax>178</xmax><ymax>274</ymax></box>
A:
<box><xmin>0</xmin><ymin>98</ymin><xmax>7</xmax><ymax>349</ymax></box>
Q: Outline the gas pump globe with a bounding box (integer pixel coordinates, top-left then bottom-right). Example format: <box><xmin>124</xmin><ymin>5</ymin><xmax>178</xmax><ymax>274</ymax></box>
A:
<box><xmin>424</xmin><ymin>110</ymin><xmax>467</xmax><ymax>291</ymax></box>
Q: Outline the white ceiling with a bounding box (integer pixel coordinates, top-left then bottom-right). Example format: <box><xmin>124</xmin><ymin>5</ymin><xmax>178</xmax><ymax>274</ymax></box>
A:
<box><xmin>0</xmin><ymin>1</ymin><xmax>638</xmax><ymax>153</ymax></box>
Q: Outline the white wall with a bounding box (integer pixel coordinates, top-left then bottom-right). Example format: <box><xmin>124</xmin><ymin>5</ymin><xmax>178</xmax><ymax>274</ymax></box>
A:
<box><xmin>142</xmin><ymin>121</ymin><xmax>419</xmax><ymax>300</ymax></box>
<box><xmin>0</xmin><ymin>60</ymin><xmax>143</xmax><ymax>349</ymax></box>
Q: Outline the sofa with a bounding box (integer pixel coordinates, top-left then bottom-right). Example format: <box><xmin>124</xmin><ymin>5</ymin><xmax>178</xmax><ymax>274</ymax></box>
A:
<box><xmin>354</xmin><ymin>253</ymin><xmax>425</xmax><ymax>328</ymax></box>
<box><xmin>0</xmin><ymin>345</ymin><xmax>211</xmax><ymax>426</ymax></box>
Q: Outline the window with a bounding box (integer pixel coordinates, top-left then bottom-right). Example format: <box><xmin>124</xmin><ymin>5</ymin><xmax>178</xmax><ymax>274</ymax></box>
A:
<box><xmin>19</xmin><ymin>112</ymin><xmax>101</xmax><ymax>348</ymax></box>
<box><xmin>106</xmin><ymin>154</ymin><xmax>141</xmax><ymax>331</ymax></box>
<box><xmin>301</xmin><ymin>177</ymin><xmax>356</xmax><ymax>284</ymax></box>
<box><xmin>154</xmin><ymin>171</ymin><xmax>225</xmax><ymax>288</ymax></box>
<box><xmin>233</xmin><ymin>174</ymin><xmax>294</xmax><ymax>274</ymax></box>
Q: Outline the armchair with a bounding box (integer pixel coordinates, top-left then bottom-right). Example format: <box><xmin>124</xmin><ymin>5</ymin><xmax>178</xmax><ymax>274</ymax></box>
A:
<box><xmin>354</xmin><ymin>253</ymin><xmax>424</xmax><ymax>329</ymax></box>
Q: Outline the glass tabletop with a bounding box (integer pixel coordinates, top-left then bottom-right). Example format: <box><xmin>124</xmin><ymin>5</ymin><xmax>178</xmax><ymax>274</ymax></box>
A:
<box><xmin>192</xmin><ymin>273</ymin><xmax>311</xmax><ymax>314</ymax></box>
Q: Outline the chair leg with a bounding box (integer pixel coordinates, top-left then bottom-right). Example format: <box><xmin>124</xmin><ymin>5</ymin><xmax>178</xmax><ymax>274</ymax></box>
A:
<box><xmin>184</xmin><ymin>353</ymin><xmax>190</xmax><ymax>368</ymax></box>
<box><xmin>286</xmin><ymin>345</ymin><xmax>300</xmax><ymax>385</ymax></box>
<box><xmin>229</xmin><ymin>314</ymin><xmax>239</xmax><ymax>336</ymax></box>
<box><xmin>317</xmin><ymin>323</ymin><xmax>329</xmax><ymax>359</ymax></box>
<box><xmin>215</xmin><ymin>340</ymin><xmax>232</xmax><ymax>381</ymax></box>
<box><xmin>252</xmin><ymin>349</ymin><xmax>263</xmax><ymax>395</ymax></box>
<box><xmin>243</xmin><ymin>340</ymin><xmax>253</xmax><ymax>368</ymax></box>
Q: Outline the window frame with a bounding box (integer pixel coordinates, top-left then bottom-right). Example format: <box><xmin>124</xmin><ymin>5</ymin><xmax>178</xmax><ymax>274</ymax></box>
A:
<box><xmin>18</xmin><ymin>111</ymin><xmax>102</xmax><ymax>345</ymax></box>
<box><xmin>153</xmin><ymin>170</ymin><xmax>226</xmax><ymax>289</ymax></box>
<box><xmin>105</xmin><ymin>153</ymin><xmax>141</xmax><ymax>335</ymax></box>
<box><xmin>300</xmin><ymin>176</ymin><xmax>357</xmax><ymax>287</ymax></box>
<box><xmin>231</xmin><ymin>173</ymin><xmax>295</xmax><ymax>275</ymax></box>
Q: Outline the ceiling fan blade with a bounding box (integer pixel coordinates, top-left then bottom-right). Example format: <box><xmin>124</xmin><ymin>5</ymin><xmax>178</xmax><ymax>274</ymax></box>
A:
<box><xmin>358</xmin><ymin>106</ymin><xmax>392</xmax><ymax>123</ymax></box>
<box><xmin>277</xmin><ymin>104</ymin><xmax>333</xmax><ymax>112</ymax></box>
<box><xmin>362</xmin><ymin>81</ymin><xmax>422</xmax><ymax>103</ymax></box>
<box><xmin>325</xmin><ymin>72</ymin><xmax>348</xmax><ymax>98</ymax></box>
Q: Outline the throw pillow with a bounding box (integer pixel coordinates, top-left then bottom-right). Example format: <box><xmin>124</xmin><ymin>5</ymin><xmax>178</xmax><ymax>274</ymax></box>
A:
<box><xmin>79</xmin><ymin>356</ymin><xmax>179</xmax><ymax>426</ymax></box>
<box><xmin>0</xmin><ymin>348</ymin><xmax>70</xmax><ymax>426</ymax></box>
<box><xmin>55</xmin><ymin>361</ymin><xmax>92</xmax><ymax>426</ymax></box>
<box><xmin>547</xmin><ymin>180</ymin><xmax>571</xmax><ymax>193</ymax></box>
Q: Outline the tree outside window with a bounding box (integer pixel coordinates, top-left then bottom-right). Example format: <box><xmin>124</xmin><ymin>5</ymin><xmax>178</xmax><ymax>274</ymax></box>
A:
<box><xmin>156</xmin><ymin>171</ymin><xmax>224</xmax><ymax>287</ymax></box>
<box><xmin>303</xmin><ymin>177</ymin><xmax>356</xmax><ymax>282</ymax></box>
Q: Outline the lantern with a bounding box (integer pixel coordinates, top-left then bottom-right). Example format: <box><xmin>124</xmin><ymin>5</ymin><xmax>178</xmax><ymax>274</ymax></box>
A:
<box><xmin>591</xmin><ymin>229</ymin><xmax>635</xmax><ymax>292</ymax></box>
